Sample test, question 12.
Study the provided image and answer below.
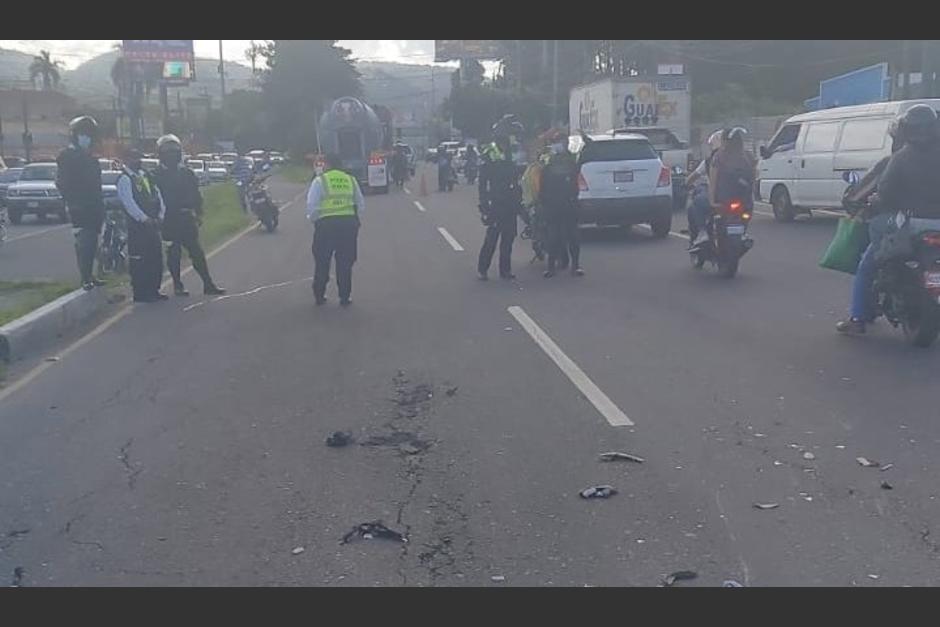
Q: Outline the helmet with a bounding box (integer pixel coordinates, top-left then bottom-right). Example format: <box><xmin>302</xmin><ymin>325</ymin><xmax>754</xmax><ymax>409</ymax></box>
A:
<box><xmin>897</xmin><ymin>104</ymin><xmax>939</xmax><ymax>145</ymax></box>
<box><xmin>723</xmin><ymin>127</ymin><xmax>748</xmax><ymax>142</ymax></box>
<box><xmin>707</xmin><ymin>130</ymin><xmax>723</xmax><ymax>152</ymax></box>
<box><xmin>68</xmin><ymin>115</ymin><xmax>98</xmax><ymax>141</ymax></box>
<box><xmin>492</xmin><ymin>114</ymin><xmax>525</xmax><ymax>140</ymax></box>
<box><xmin>156</xmin><ymin>134</ymin><xmax>182</xmax><ymax>152</ymax></box>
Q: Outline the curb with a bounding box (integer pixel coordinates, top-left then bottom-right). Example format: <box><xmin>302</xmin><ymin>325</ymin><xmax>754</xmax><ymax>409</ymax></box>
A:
<box><xmin>0</xmin><ymin>286</ymin><xmax>111</xmax><ymax>363</ymax></box>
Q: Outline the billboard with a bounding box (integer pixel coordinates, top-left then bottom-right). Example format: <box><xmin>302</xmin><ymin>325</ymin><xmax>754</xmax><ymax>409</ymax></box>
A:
<box><xmin>817</xmin><ymin>63</ymin><xmax>890</xmax><ymax>109</ymax></box>
<box><xmin>122</xmin><ymin>40</ymin><xmax>195</xmax><ymax>63</ymax></box>
<box><xmin>435</xmin><ymin>40</ymin><xmax>502</xmax><ymax>62</ymax></box>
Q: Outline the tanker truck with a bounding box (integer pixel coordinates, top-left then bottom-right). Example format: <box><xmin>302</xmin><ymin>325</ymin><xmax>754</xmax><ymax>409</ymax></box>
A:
<box><xmin>316</xmin><ymin>97</ymin><xmax>389</xmax><ymax>194</ymax></box>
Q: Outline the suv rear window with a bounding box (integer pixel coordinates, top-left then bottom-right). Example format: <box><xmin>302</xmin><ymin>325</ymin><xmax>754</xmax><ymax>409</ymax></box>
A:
<box><xmin>580</xmin><ymin>140</ymin><xmax>657</xmax><ymax>163</ymax></box>
<box><xmin>20</xmin><ymin>165</ymin><xmax>57</xmax><ymax>181</ymax></box>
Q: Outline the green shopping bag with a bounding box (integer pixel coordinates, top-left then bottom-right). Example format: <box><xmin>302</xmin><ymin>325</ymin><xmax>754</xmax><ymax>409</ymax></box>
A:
<box><xmin>819</xmin><ymin>217</ymin><xmax>871</xmax><ymax>275</ymax></box>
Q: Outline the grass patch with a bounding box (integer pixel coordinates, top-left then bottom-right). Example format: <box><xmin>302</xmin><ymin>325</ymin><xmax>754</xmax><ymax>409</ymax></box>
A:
<box><xmin>198</xmin><ymin>183</ymin><xmax>253</xmax><ymax>251</ymax></box>
<box><xmin>278</xmin><ymin>163</ymin><xmax>315</xmax><ymax>185</ymax></box>
<box><xmin>0</xmin><ymin>280</ymin><xmax>76</xmax><ymax>327</ymax></box>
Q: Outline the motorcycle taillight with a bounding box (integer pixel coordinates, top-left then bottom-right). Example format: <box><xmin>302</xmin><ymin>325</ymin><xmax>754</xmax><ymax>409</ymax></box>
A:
<box><xmin>921</xmin><ymin>232</ymin><xmax>940</xmax><ymax>248</ymax></box>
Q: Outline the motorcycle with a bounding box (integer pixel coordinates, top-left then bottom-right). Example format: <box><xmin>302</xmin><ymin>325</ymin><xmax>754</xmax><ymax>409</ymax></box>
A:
<box><xmin>97</xmin><ymin>209</ymin><xmax>128</xmax><ymax>274</ymax></box>
<box><xmin>247</xmin><ymin>176</ymin><xmax>279</xmax><ymax>232</ymax></box>
<box><xmin>688</xmin><ymin>198</ymin><xmax>754</xmax><ymax>278</ymax></box>
<box><xmin>843</xmin><ymin>171</ymin><xmax>940</xmax><ymax>347</ymax></box>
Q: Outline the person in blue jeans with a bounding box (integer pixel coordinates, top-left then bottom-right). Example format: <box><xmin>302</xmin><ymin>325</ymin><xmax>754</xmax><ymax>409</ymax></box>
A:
<box><xmin>685</xmin><ymin>130</ymin><xmax>723</xmax><ymax>245</ymax></box>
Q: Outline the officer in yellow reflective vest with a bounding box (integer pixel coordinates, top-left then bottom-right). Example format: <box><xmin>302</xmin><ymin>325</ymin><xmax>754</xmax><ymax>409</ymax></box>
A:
<box><xmin>305</xmin><ymin>153</ymin><xmax>365</xmax><ymax>306</ymax></box>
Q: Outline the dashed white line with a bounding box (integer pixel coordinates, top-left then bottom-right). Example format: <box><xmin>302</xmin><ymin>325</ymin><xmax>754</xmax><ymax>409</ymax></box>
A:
<box><xmin>404</xmin><ymin>188</ymin><xmax>412</xmax><ymax>195</ymax></box>
<box><xmin>507</xmin><ymin>305</ymin><xmax>633</xmax><ymax>427</ymax></box>
<box><xmin>437</xmin><ymin>227</ymin><xmax>464</xmax><ymax>251</ymax></box>
<box><xmin>414</xmin><ymin>201</ymin><xmax>427</xmax><ymax>213</ymax></box>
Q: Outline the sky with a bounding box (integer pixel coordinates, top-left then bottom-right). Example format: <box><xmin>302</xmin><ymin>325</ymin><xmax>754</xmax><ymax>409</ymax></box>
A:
<box><xmin>0</xmin><ymin>40</ymin><xmax>438</xmax><ymax>69</ymax></box>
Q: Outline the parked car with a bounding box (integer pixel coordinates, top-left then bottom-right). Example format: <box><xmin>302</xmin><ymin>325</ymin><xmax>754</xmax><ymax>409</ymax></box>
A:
<box><xmin>758</xmin><ymin>98</ymin><xmax>940</xmax><ymax>222</ymax></box>
<box><xmin>570</xmin><ymin>132</ymin><xmax>673</xmax><ymax>237</ymax></box>
<box><xmin>220</xmin><ymin>153</ymin><xmax>239</xmax><ymax>171</ymax></box>
<box><xmin>186</xmin><ymin>159</ymin><xmax>210</xmax><ymax>186</ymax></box>
<box><xmin>3</xmin><ymin>156</ymin><xmax>29</xmax><ymax>168</ymax></box>
<box><xmin>5</xmin><ymin>162</ymin><xmax>67</xmax><ymax>224</ymax></box>
<box><xmin>616</xmin><ymin>127</ymin><xmax>691</xmax><ymax>209</ymax></box>
<box><xmin>140</xmin><ymin>158</ymin><xmax>160</xmax><ymax>172</ymax></box>
<box><xmin>0</xmin><ymin>168</ymin><xmax>24</xmax><ymax>208</ymax></box>
<box><xmin>99</xmin><ymin>158</ymin><xmax>120</xmax><ymax>171</ymax></box>
<box><xmin>100</xmin><ymin>170</ymin><xmax>124</xmax><ymax>212</ymax></box>
<box><xmin>269</xmin><ymin>152</ymin><xmax>285</xmax><ymax>164</ymax></box>
<box><xmin>207</xmin><ymin>161</ymin><xmax>229</xmax><ymax>182</ymax></box>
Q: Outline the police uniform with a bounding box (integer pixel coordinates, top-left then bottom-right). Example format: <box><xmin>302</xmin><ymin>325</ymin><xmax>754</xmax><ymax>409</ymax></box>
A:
<box><xmin>306</xmin><ymin>168</ymin><xmax>364</xmax><ymax>305</ymax></box>
<box><xmin>56</xmin><ymin>143</ymin><xmax>104</xmax><ymax>287</ymax></box>
<box><xmin>538</xmin><ymin>151</ymin><xmax>581</xmax><ymax>274</ymax></box>
<box><xmin>477</xmin><ymin>142</ymin><xmax>522</xmax><ymax>279</ymax></box>
<box><xmin>117</xmin><ymin>166</ymin><xmax>166</xmax><ymax>301</ymax></box>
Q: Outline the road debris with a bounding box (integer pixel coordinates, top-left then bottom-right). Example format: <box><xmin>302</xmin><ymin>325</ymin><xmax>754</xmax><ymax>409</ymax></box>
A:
<box><xmin>599</xmin><ymin>452</ymin><xmax>645</xmax><ymax>463</ymax></box>
<box><xmin>722</xmin><ymin>579</ymin><xmax>744</xmax><ymax>587</ymax></box>
<box><xmin>45</xmin><ymin>356</ymin><xmax>60</xmax><ymax>362</ymax></box>
<box><xmin>835</xmin><ymin>445</ymin><xmax>846</xmax><ymax>450</ymax></box>
<box><xmin>491</xmin><ymin>575</ymin><xmax>506</xmax><ymax>583</ymax></box>
<box><xmin>857</xmin><ymin>457</ymin><xmax>880</xmax><ymax>468</ymax></box>
<box><xmin>579</xmin><ymin>485</ymin><xmax>617</xmax><ymax>499</ymax></box>
<box><xmin>340</xmin><ymin>521</ymin><xmax>408</xmax><ymax>545</ymax></box>
<box><xmin>803</xmin><ymin>451</ymin><xmax>816</xmax><ymax>461</ymax></box>
<box><xmin>326</xmin><ymin>431</ymin><xmax>354</xmax><ymax>447</ymax></box>
<box><xmin>291</xmin><ymin>546</ymin><xmax>305</xmax><ymax>555</ymax></box>
<box><xmin>753</xmin><ymin>502</ymin><xmax>779</xmax><ymax>510</ymax></box>
<box><xmin>445</xmin><ymin>386</ymin><xmax>459</xmax><ymax>397</ymax></box>
<box><xmin>867</xmin><ymin>574</ymin><xmax>880</xmax><ymax>580</ymax></box>
<box><xmin>11</xmin><ymin>567</ymin><xmax>24</xmax><ymax>587</ymax></box>
<box><xmin>661</xmin><ymin>570</ymin><xmax>697</xmax><ymax>586</ymax></box>
<box><xmin>880</xmin><ymin>464</ymin><xmax>894</xmax><ymax>472</ymax></box>
<box><xmin>880</xmin><ymin>481</ymin><xmax>894</xmax><ymax>490</ymax></box>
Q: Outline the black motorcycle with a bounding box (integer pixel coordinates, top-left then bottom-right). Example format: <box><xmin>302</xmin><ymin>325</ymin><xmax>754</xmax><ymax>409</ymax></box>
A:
<box><xmin>843</xmin><ymin>172</ymin><xmax>940</xmax><ymax>347</ymax></box>
<box><xmin>97</xmin><ymin>209</ymin><xmax>128</xmax><ymax>274</ymax></box>
<box><xmin>247</xmin><ymin>176</ymin><xmax>279</xmax><ymax>232</ymax></box>
<box><xmin>688</xmin><ymin>199</ymin><xmax>754</xmax><ymax>278</ymax></box>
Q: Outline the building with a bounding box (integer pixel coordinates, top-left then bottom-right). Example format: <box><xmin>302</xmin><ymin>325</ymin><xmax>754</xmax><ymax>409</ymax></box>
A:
<box><xmin>0</xmin><ymin>89</ymin><xmax>79</xmax><ymax>160</ymax></box>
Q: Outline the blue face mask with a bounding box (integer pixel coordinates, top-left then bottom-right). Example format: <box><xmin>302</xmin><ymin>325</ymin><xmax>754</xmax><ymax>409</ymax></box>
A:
<box><xmin>77</xmin><ymin>135</ymin><xmax>92</xmax><ymax>150</ymax></box>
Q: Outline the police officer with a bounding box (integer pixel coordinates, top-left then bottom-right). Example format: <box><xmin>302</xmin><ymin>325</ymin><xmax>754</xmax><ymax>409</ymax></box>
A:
<box><xmin>56</xmin><ymin>116</ymin><xmax>105</xmax><ymax>291</ymax></box>
<box><xmin>306</xmin><ymin>153</ymin><xmax>365</xmax><ymax>306</ymax></box>
<box><xmin>117</xmin><ymin>148</ymin><xmax>167</xmax><ymax>303</ymax></box>
<box><xmin>151</xmin><ymin>134</ymin><xmax>225</xmax><ymax>297</ymax></box>
<box><xmin>477</xmin><ymin>115</ymin><xmax>525</xmax><ymax>280</ymax></box>
<box><xmin>539</xmin><ymin>133</ymin><xmax>583</xmax><ymax>278</ymax></box>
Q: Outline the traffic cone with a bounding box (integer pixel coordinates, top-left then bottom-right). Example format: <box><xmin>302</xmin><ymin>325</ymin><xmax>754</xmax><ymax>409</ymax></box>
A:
<box><xmin>419</xmin><ymin>170</ymin><xmax>428</xmax><ymax>197</ymax></box>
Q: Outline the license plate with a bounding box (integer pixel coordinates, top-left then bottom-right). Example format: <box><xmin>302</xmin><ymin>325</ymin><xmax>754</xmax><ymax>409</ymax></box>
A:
<box><xmin>613</xmin><ymin>171</ymin><xmax>633</xmax><ymax>183</ymax></box>
<box><xmin>27</xmin><ymin>201</ymin><xmax>39</xmax><ymax>208</ymax></box>
<box><xmin>924</xmin><ymin>272</ymin><xmax>940</xmax><ymax>288</ymax></box>
<box><xmin>726</xmin><ymin>225</ymin><xmax>746</xmax><ymax>235</ymax></box>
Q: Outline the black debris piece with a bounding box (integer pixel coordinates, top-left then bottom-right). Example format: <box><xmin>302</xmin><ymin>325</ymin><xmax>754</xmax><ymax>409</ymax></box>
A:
<box><xmin>880</xmin><ymin>481</ymin><xmax>894</xmax><ymax>490</ymax></box>
<box><xmin>662</xmin><ymin>570</ymin><xmax>698</xmax><ymax>586</ymax></box>
<box><xmin>326</xmin><ymin>431</ymin><xmax>354</xmax><ymax>447</ymax></box>
<box><xmin>11</xmin><ymin>567</ymin><xmax>24</xmax><ymax>587</ymax></box>
<box><xmin>579</xmin><ymin>485</ymin><xmax>617</xmax><ymax>499</ymax></box>
<box><xmin>856</xmin><ymin>457</ymin><xmax>880</xmax><ymax>468</ymax></box>
<box><xmin>341</xmin><ymin>521</ymin><xmax>408</xmax><ymax>545</ymax></box>
<box><xmin>446</xmin><ymin>386</ymin><xmax>459</xmax><ymax>397</ymax></box>
<box><xmin>6</xmin><ymin>529</ymin><xmax>30</xmax><ymax>538</ymax></box>
<box><xmin>599</xmin><ymin>451</ymin><xmax>645</xmax><ymax>463</ymax></box>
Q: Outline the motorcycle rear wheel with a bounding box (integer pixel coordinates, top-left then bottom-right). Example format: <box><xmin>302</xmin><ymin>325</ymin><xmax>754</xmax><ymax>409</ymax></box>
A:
<box><xmin>901</xmin><ymin>292</ymin><xmax>940</xmax><ymax>348</ymax></box>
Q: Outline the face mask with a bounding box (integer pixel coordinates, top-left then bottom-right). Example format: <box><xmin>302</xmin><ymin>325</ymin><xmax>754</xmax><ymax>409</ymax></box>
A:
<box><xmin>77</xmin><ymin>135</ymin><xmax>92</xmax><ymax>150</ymax></box>
<box><xmin>160</xmin><ymin>151</ymin><xmax>182</xmax><ymax>168</ymax></box>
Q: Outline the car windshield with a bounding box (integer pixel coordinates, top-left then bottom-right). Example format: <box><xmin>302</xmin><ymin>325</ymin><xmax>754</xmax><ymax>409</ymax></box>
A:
<box><xmin>101</xmin><ymin>172</ymin><xmax>122</xmax><ymax>185</ymax></box>
<box><xmin>0</xmin><ymin>169</ymin><xmax>23</xmax><ymax>183</ymax></box>
<box><xmin>580</xmin><ymin>140</ymin><xmax>657</xmax><ymax>162</ymax></box>
<box><xmin>209</xmin><ymin>162</ymin><xmax>226</xmax><ymax>169</ymax></box>
<box><xmin>188</xmin><ymin>161</ymin><xmax>205</xmax><ymax>169</ymax></box>
<box><xmin>19</xmin><ymin>165</ymin><xmax>57</xmax><ymax>181</ymax></box>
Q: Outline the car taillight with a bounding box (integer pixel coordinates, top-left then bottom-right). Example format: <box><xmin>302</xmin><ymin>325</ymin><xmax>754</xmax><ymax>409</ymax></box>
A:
<box><xmin>921</xmin><ymin>233</ymin><xmax>940</xmax><ymax>247</ymax></box>
<box><xmin>369</xmin><ymin>156</ymin><xmax>385</xmax><ymax>166</ymax></box>
<box><xmin>728</xmin><ymin>201</ymin><xmax>743</xmax><ymax>213</ymax></box>
<box><xmin>657</xmin><ymin>166</ymin><xmax>671</xmax><ymax>187</ymax></box>
<box><xmin>578</xmin><ymin>173</ymin><xmax>589</xmax><ymax>192</ymax></box>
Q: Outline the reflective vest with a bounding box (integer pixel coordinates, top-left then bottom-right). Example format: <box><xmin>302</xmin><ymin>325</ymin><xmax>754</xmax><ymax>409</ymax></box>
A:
<box><xmin>318</xmin><ymin>169</ymin><xmax>357</xmax><ymax>218</ymax></box>
<box><xmin>483</xmin><ymin>142</ymin><xmax>506</xmax><ymax>162</ymax></box>
<box><xmin>123</xmin><ymin>167</ymin><xmax>161</xmax><ymax>219</ymax></box>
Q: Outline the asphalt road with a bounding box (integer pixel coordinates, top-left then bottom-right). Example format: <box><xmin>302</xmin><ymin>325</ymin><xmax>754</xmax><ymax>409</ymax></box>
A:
<box><xmin>0</xmin><ymin>219</ymin><xmax>76</xmax><ymax>283</ymax></box>
<box><xmin>2</xmin><ymin>171</ymin><xmax>940</xmax><ymax>587</ymax></box>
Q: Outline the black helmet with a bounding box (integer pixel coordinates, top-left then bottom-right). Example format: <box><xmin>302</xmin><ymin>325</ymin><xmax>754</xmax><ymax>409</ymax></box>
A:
<box><xmin>492</xmin><ymin>114</ymin><xmax>524</xmax><ymax>140</ymax></box>
<box><xmin>897</xmin><ymin>104</ymin><xmax>939</xmax><ymax>145</ymax></box>
<box><xmin>68</xmin><ymin>115</ymin><xmax>98</xmax><ymax>141</ymax></box>
<box><xmin>156</xmin><ymin>134</ymin><xmax>182</xmax><ymax>152</ymax></box>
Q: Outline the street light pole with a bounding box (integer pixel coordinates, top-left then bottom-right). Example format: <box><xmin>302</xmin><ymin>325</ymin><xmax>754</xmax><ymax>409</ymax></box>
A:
<box><xmin>218</xmin><ymin>40</ymin><xmax>226</xmax><ymax>110</ymax></box>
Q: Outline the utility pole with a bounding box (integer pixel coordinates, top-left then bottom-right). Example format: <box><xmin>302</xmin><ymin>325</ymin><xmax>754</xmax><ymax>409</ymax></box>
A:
<box><xmin>218</xmin><ymin>40</ymin><xmax>226</xmax><ymax>110</ymax></box>
<box><xmin>552</xmin><ymin>40</ymin><xmax>559</xmax><ymax>126</ymax></box>
<box><xmin>21</xmin><ymin>98</ymin><xmax>32</xmax><ymax>162</ymax></box>
<box><xmin>901</xmin><ymin>40</ymin><xmax>912</xmax><ymax>100</ymax></box>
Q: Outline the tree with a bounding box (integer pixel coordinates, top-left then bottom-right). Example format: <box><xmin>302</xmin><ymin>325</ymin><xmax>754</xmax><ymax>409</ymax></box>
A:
<box><xmin>246</xmin><ymin>40</ymin><xmax>265</xmax><ymax>74</ymax></box>
<box><xmin>29</xmin><ymin>50</ymin><xmax>62</xmax><ymax>90</ymax></box>
<box><xmin>260</xmin><ymin>40</ymin><xmax>362</xmax><ymax>158</ymax></box>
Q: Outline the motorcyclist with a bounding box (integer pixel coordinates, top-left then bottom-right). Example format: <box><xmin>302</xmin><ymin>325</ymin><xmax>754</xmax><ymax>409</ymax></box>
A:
<box><xmin>437</xmin><ymin>144</ymin><xmax>455</xmax><ymax>192</ymax></box>
<box><xmin>706</xmin><ymin>126</ymin><xmax>757</xmax><ymax>225</ymax></box>
<box><xmin>837</xmin><ymin>104</ymin><xmax>940</xmax><ymax>335</ymax></box>
<box><xmin>233</xmin><ymin>155</ymin><xmax>255</xmax><ymax>213</ymax></box>
<box><xmin>539</xmin><ymin>132</ymin><xmax>583</xmax><ymax>278</ymax></box>
<box><xmin>685</xmin><ymin>130</ymin><xmax>723</xmax><ymax>244</ymax></box>
<box><xmin>477</xmin><ymin>115</ymin><xmax>525</xmax><ymax>280</ymax></box>
<box><xmin>390</xmin><ymin>144</ymin><xmax>408</xmax><ymax>188</ymax></box>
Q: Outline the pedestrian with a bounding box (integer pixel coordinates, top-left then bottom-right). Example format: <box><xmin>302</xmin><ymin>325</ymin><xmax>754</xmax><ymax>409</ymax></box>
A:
<box><xmin>56</xmin><ymin>116</ymin><xmax>105</xmax><ymax>291</ymax></box>
<box><xmin>306</xmin><ymin>153</ymin><xmax>364</xmax><ymax>306</ymax></box>
<box><xmin>477</xmin><ymin>115</ymin><xmax>525</xmax><ymax>280</ymax></box>
<box><xmin>539</xmin><ymin>134</ymin><xmax>583</xmax><ymax>277</ymax></box>
<box><xmin>117</xmin><ymin>148</ymin><xmax>167</xmax><ymax>303</ymax></box>
<box><xmin>151</xmin><ymin>134</ymin><xmax>225</xmax><ymax>297</ymax></box>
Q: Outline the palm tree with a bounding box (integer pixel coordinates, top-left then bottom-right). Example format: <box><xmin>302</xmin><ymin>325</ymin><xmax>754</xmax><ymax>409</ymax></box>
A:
<box><xmin>246</xmin><ymin>40</ymin><xmax>263</xmax><ymax>74</ymax></box>
<box><xmin>29</xmin><ymin>50</ymin><xmax>62</xmax><ymax>90</ymax></box>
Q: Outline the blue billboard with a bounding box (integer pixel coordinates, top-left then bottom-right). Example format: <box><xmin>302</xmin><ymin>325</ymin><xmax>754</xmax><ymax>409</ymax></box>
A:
<box><xmin>817</xmin><ymin>63</ymin><xmax>890</xmax><ymax>109</ymax></box>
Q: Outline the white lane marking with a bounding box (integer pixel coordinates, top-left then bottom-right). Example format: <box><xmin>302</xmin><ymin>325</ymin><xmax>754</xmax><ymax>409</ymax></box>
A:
<box><xmin>507</xmin><ymin>305</ymin><xmax>633</xmax><ymax>427</ymax></box>
<box><xmin>414</xmin><ymin>201</ymin><xmax>427</xmax><ymax>213</ymax></box>
<box><xmin>437</xmin><ymin>227</ymin><xmax>464</xmax><ymax>251</ymax></box>
<box><xmin>404</xmin><ymin>188</ymin><xmax>412</xmax><ymax>195</ymax></box>
<box><xmin>0</xmin><ymin>193</ymin><xmax>305</xmax><ymax>402</ymax></box>
<box><xmin>182</xmin><ymin>301</ymin><xmax>206</xmax><ymax>312</ymax></box>
<box><xmin>210</xmin><ymin>280</ymin><xmax>294</xmax><ymax>303</ymax></box>
<box><xmin>4</xmin><ymin>224</ymin><xmax>70</xmax><ymax>243</ymax></box>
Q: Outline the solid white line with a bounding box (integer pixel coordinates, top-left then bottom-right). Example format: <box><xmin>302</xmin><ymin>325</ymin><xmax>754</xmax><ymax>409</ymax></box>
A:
<box><xmin>507</xmin><ymin>306</ymin><xmax>633</xmax><ymax>427</ymax></box>
<box><xmin>414</xmin><ymin>201</ymin><xmax>426</xmax><ymax>213</ymax></box>
<box><xmin>4</xmin><ymin>224</ymin><xmax>70</xmax><ymax>243</ymax></box>
<box><xmin>437</xmin><ymin>227</ymin><xmax>464</xmax><ymax>251</ymax></box>
<box><xmin>404</xmin><ymin>188</ymin><xmax>412</xmax><ymax>195</ymax></box>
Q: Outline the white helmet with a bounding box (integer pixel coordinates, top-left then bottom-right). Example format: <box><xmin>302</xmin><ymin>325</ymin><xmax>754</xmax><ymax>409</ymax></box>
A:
<box><xmin>707</xmin><ymin>130</ymin><xmax>723</xmax><ymax>152</ymax></box>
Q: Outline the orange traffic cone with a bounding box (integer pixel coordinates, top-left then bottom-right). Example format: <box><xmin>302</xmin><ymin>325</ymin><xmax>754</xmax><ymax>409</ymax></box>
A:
<box><xmin>419</xmin><ymin>170</ymin><xmax>428</xmax><ymax>197</ymax></box>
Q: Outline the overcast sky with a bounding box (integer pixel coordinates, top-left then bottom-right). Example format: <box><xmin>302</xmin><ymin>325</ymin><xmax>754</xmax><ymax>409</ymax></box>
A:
<box><xmin>0</xmin><ymin>40</ymin><xmax>438</xmax><ymax>69</ymax></box>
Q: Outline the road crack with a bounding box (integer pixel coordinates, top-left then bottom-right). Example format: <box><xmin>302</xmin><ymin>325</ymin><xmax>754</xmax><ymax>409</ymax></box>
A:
<box><xmin>118</xmin><ymin>438</ymin><xmax>143</xmax><ymax>490</ymax></box>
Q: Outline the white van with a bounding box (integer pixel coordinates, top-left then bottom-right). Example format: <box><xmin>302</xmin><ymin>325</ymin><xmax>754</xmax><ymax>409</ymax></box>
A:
<box><xmin>757</xmin><ymin>99</ymin><xmax>940</xmax><ymax>221</ymax></box>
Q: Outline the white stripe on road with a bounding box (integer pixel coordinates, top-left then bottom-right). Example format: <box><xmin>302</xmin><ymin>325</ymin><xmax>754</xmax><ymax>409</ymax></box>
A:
<box><xmin>3</xmin><ymin>224</ymin><xmax>70</xmax><ymax>243</ymax></box>
<box><xmin>507</xmin><ymin>305</ymin><xmax>633</xmax><ymax>427</ymax></box>
<box><xmin>414</xmin><ymin>201</ymin><xmax>427</xmax><ymax>213</ymax></box>
<box><xmin>437</xmin><ymin>227</ymin><xmax>464</xmax><ymax>251</ymax></box>
<box><xmin>404</xmin><ymin>188</ymin><xmax>412</xmax><ymax>195</ymax></box>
